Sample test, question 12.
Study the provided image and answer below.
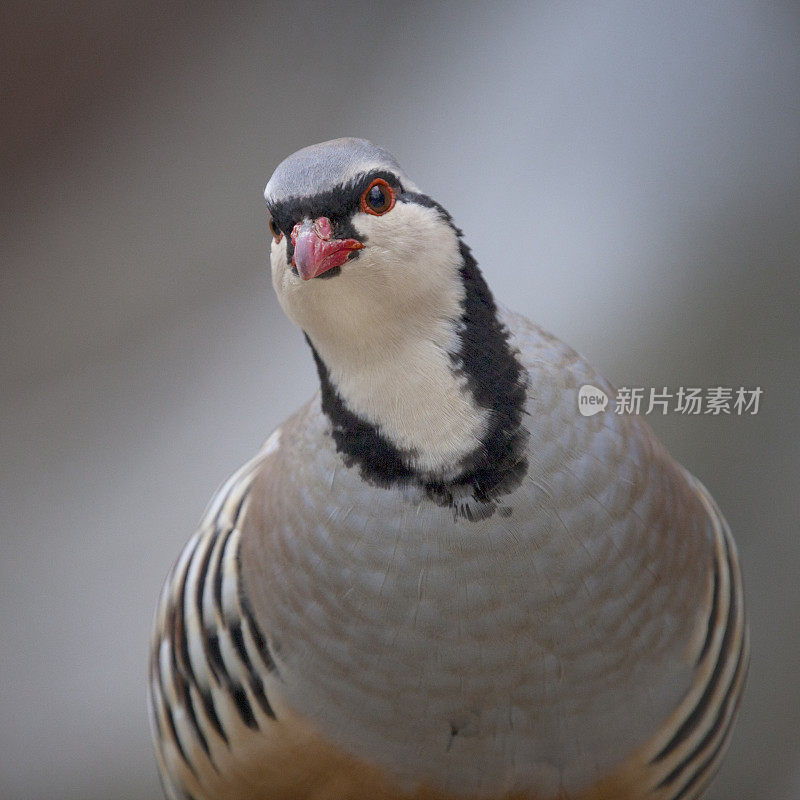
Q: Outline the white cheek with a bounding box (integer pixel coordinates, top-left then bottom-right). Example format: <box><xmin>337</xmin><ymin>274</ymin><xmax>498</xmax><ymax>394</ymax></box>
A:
<box><xmin>269</xmin><ymin>238</ymin><xmax>283</xmax><ymax>284</ymax></box>
<box><xmin>270</xmin><ymin>239</ymin><xmax>299</xmax><ymax>318</ymax></box>
<box><xmin>351</xmin><ymin>204</ymin><xmax>463</xmax><ymax>300</ymax></box>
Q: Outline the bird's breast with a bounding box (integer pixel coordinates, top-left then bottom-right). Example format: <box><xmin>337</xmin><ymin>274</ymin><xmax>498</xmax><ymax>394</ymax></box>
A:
<box><xmin>238</xmin><ymin>401</ymin><xmax>711</xmax><ymax>797</ymax></box>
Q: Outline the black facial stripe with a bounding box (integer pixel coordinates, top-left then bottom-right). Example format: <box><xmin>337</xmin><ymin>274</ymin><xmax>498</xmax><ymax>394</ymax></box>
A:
<box><xmin>449</xmin><ymin>239</ymin><xmax>529</xmax><ymax>497</ymax></box>
<box><xmin>395</xmin><ymin>190</ymin><xmax>461</xmax><ymax>234</ymax></box>
<box><xmin>266</xmin><ymin>169</ymin><xmax>403</xmax><ymax>242</ymax></box>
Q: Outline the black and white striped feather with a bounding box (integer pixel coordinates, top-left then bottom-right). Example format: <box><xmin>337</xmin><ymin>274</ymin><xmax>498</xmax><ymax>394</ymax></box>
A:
<box><xmin>148</xmin><ymin>451</ymin><xmax>278</xmax><ymax>800</ymax></box>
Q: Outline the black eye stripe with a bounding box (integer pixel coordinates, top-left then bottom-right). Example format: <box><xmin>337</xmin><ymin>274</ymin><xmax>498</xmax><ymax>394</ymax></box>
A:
<box><xmin>266</xmin><ymin>170</ymin><xmax>402</xmax><ymax>232</ymax></box>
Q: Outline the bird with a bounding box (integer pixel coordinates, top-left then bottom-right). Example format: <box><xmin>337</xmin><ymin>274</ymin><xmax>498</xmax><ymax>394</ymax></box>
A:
<box><xmin>148</xmin><ymin>138</ymin><xmax>747</xmax><ymax>800</ymax></box>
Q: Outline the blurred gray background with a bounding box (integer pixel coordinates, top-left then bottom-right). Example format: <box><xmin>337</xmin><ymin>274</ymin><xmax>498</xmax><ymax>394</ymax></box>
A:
<box><xmin>2</xmin><ymin>1</ymin><xmax>798</xmax><ymax>798</ymax></box>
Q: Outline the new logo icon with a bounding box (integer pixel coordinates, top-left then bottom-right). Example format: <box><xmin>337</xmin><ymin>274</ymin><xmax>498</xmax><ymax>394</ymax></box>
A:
<box><xmin>578</xmin><ymin>384</ymin><xmax>609</xmax><ymax>416</ymax></box>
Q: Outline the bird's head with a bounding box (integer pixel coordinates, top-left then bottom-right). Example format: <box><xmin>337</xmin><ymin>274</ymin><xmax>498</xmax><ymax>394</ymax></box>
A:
<box><xmin>264</xmin><ymin>138</ymin><xmax>466</xmax><ymax>363</ymax></box>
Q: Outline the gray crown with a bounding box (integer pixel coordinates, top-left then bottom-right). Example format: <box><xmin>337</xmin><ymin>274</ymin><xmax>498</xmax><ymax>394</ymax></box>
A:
<box><xmin>264</xmin><ymin>138</ymin><xmax>415</xmax><ymax>202</ymax></box>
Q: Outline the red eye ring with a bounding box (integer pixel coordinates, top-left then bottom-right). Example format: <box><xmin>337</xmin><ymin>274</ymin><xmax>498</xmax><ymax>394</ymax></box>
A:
<box><xmin>360</xmin><ymin>178</ymin><xmax>395</xmax><ymax>216</ymax></box>
<box><xmin>268</xmin><ymin>216</ymin><xmax>283</xmax><ymax>243</ymax></box>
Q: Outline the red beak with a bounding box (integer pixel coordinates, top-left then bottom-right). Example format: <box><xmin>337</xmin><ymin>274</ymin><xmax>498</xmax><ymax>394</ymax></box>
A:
<box><xmin>291</xmin><ymin>217</ymin><xmax>363</xmax><ymax>280</ymax></box>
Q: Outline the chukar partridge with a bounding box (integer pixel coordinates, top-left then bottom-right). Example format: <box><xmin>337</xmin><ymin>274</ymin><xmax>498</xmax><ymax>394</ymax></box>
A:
<box><xmin>148</xmin><ymin>138</ymin><xmax>747</xmax><ymax>800</ymax></box>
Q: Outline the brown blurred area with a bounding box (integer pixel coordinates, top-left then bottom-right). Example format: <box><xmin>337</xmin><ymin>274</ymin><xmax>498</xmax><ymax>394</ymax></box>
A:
<box><xmin>1</xmin><ymin>2</ymin><xmax>799</xmax><ymax>799</ymax></box>
<box><xmin>2</xmin><ymin>2</ymin><xmax>190</xmax><ymax>188</ymax></box>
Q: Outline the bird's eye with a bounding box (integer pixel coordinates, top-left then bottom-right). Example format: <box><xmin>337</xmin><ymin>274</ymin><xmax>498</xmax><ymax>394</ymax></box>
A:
<box><xmin>268</xmin><ymin>216</ymin><xmax>283</xmax><ymax>242</ymax></box>
<box><xmin>360</xmin><ymin>178</ymin><xmax>395</xmax><ymax>216</ymax></box>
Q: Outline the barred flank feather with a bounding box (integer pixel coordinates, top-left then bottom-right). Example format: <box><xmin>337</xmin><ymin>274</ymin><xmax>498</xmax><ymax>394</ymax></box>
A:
<box><xmin>148</xmin><ymin>450</ymin><xmax>278</xmax><ymax>800</ymax></box>
<box><xmin>639</xmin><ymin>479</ymin><xmax>749</xmax><ymax>800</ymax></box>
